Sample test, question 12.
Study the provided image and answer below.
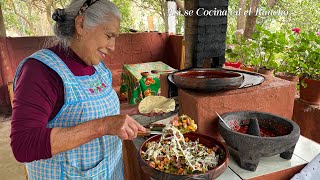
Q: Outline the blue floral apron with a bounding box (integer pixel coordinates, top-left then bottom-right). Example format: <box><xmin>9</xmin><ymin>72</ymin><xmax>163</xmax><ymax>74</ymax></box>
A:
<box><xmin>13</xmin><ymin>49</ymin><xmax>123</xmax><ymax>180</ymax></box>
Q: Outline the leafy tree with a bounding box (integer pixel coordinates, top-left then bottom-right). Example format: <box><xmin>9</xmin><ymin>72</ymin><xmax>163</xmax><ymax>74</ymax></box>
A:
<box><xmin>227</xmin><ymin>0</ymin><xmax>320</xmax><ymax>38</ymax></box>
<box><xmin>275</xmin><ymin>0</ymin><xmax>320</xmax><ymax>32</ymax></box>
<box><xmin>112</xmin><ymin>0</ymin><xmax>135</xmax><ymax>32</ymax></box>
<box><xmin>131</xmin><ymin>0</ymin><xmax>166</xmax><ymax>32</ymax></box>
<box><xmin>0</xmin><ymin>3</ymin><xmax>6</xmax><ymax>36</ymax></box>
<box><xmin>1</xmin><ymin>0</ymin><xmax>68</xmax><ymax>36</ymax></box>
<box><xmin>1</xmin><ymin>0</ymin><xmax>186</xmax><ymax>36</ymax></box>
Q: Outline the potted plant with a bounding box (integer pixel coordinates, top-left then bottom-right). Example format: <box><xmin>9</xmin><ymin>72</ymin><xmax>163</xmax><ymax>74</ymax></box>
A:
<box><xmin>275</xmin><ymin>53</ymin><xmax>299</xmax><ymax>83</ymax></box>
<box><xmin>291</xmin><ymin>30</ymin><xmax>320</xmax><ymax>105</ymax></box>
<box><xmin>225</xmin><ymin>30</ymin><xmax>258</xmax><ymax>72</ymax></box>
<box><xmin>253</xmin><ymin>26</ymin><xmax>287</xmax><ymax>75</ymax></box>
<box><xmin>275</xmin><ymin>28</ymin><xmax>302</xmax><ymax>83</ymax></box>
<box><xmin>225</xmin><ymin>29</ymin><xmax>245</xmax><ymax>69</ymax></box>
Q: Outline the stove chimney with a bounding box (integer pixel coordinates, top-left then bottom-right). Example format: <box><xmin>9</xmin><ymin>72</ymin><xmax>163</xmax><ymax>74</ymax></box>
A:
<box><xmin>185</xmin><ymin>0</ymin><xmax>229</xmax><ymax>68</ymax></box>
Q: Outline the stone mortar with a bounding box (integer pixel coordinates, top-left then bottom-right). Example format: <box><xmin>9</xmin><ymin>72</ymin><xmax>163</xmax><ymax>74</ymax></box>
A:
<box><xmin>218</xmin><ymin>111</ymin><xmax>300</xmax><ymax>171</ymax></box>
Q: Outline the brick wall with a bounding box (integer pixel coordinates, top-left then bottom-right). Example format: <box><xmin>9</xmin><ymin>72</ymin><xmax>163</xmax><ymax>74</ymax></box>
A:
<box><xmin>292</xmin><ymin>99</ymin><xmax>320</xmax><ymax>143</ymax></box>
<box><xmin>0</xmin><ymin>33</ymin><xmax>183</xmax><ymax>111</ymax></box>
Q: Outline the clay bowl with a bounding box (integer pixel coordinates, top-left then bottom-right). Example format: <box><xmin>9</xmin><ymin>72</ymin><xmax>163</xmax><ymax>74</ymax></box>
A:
<box><xmin>138</xmin><ymin>132</ymin><xmax>229</xmax><ymax>180</ymax></box>
<box><xmin>171</xmin><ymin>68</ymin><xmax>244</xmax><ymax>92</ymax></box>
<box><xmin>218</xmin><ymin>111</ymin><xmax>300</xmax><ymax>171</ymax></box>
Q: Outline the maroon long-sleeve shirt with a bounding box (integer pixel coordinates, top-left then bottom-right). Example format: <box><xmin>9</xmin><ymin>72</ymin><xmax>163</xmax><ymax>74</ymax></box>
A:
<box><xmin>11</xmin><ymin>45</ymin><xmax>95</xmax><ymax>162</ymax></box>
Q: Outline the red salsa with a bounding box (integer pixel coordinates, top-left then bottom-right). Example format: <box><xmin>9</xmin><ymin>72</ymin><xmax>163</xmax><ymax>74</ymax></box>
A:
<box><xmin>234</xmin><ymin>125</ymin><xmax>276</xmax><ymax>137</ymax></box>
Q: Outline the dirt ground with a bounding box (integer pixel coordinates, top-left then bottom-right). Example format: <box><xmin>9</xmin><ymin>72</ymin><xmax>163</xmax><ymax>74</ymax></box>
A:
<box><xmin>0</xmin><ymin>115</ymin><xmax>26</xmax><ymax>180</ymax></box>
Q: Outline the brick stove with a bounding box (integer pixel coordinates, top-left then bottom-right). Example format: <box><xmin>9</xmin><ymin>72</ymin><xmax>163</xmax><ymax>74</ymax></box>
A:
<box><xmin>177</xmin><ymin>75</ymin><xmax>297</xmax><ymax>139</ymax></box>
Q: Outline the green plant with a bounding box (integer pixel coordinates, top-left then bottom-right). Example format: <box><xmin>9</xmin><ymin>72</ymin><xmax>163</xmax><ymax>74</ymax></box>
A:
<box><xmin>226</xmin><ymin>26</ymin><xmax>290</xmax><ymax>70</ymax></box>
<box><xmin>276</xmin><ymin>31</ymin><xmax>300</xmax><ymax>75</ymax></box>
<box><xmin>225</xmin><ymin>32</ymin><xmax>245</xmax><ymax>63</ymax></box>
<box><xmin>276</xmin><ymin>53</ymin><xmax>299</xmax><ymax>75</ymax></box>
<box><xmin>253</xmin><ymin>25</ymin><xmax>288</xmax><ymax>70</ymax></box>
<box><xmin>287</xmin><ymin>30</ymin><xmax>320</xmax><ymax>81</ymax></box>
<box><xmin>225</xmin><ymin>30</ymin><xmax>260</xmax><ymax>67</ymax></box>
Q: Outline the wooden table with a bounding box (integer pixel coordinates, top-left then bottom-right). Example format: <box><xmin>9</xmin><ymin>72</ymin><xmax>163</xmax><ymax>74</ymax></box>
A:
<box><xmin>122</xmin><ymin>135</ymin><xmax>320</xmax><ymax>180</ymax></box>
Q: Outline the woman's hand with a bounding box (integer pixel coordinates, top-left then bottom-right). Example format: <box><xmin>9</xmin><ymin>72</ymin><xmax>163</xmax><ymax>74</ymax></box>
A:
<box><xmin>120</xmin><ymin>103</ymin><xmax>139</xmax><ymax>116</ymax></box>
<box><xmin>102</xmin><ymin>114</ymin><xmax>146</xmax><ymax>140</ymax></box>
<box><xmin>50</xmin><ymin>115</ymin><xmax>145</xmax><ymax>156</ymax></box>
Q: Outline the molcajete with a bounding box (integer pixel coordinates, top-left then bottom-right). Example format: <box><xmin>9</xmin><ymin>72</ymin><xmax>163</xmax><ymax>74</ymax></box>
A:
<box><xmin>171</xmin><ymin>68</ymin><xmax>244</xmax><ymax>92</ymax></box>
<box><xmin>218</xmin><ymin>111</ymin><xmax>300</xmax><ymax>171</ymax></box>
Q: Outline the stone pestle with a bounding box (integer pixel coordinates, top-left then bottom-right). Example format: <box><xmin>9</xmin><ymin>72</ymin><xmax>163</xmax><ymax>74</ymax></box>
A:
<box><xmin>247</xmin><ymin>118</ymin><xmax>261</xmax><ymax>136</ymax></box>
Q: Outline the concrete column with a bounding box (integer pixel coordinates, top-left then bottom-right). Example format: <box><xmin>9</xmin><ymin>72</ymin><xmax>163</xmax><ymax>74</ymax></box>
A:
<box><xmin>167</xmin><ymin>1</ymin><xmax>177</xmax><ymax>34</ymax></box>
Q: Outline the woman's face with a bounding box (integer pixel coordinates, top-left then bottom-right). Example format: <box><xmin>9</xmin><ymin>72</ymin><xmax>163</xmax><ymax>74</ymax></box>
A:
<box><xmin>72</xmin><ymin>16</ymin><xmax>120</xmax><ymax>66</ymax></box>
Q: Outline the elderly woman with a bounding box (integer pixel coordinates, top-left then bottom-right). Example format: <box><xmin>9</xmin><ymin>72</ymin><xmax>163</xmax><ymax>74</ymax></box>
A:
<box><xmin>10</xmin><ymin>0</ymin><xmax>146</xmax><ymax>179</ymax></box>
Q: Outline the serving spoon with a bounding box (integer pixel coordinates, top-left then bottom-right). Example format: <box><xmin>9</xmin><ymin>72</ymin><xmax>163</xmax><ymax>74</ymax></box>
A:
<box><xmin>216</xmin><ymin>112</ymin><xmax>231</xmax><ymax>129</ymax></box>
<box><xmin>138</xmin><ymin>126</ymin><xmax>163</xmax><ymax>137</ymax></box>
<box><xmin>138</xmin><ymin>128</ymin><xmax>153</xmax><ymax>136</ymax></box>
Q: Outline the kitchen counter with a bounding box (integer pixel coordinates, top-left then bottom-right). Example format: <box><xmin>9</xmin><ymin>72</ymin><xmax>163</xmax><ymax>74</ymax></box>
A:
<box><xmin>123</xmin><ymin>135</ymin><xmax>320</xmax><ymax>180</ymax></box>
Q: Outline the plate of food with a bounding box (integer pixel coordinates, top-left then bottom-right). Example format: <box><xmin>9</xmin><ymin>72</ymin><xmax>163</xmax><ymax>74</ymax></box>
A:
<box><xmin>132</xmin><ymin>96</ymin><xmax>179</xmax><ymax>126</ymax></box>
<box><xmin>138</xmin><ymin>115</ymin><xmax>229</xmax><ymax>180</ymax></box>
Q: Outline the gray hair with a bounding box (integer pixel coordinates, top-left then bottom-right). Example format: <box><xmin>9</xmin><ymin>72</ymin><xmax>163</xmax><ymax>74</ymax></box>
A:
<box><xmin>53</xmin><ymin>0</ymin><xmax>121</xmax><ymax>49</ymax></box>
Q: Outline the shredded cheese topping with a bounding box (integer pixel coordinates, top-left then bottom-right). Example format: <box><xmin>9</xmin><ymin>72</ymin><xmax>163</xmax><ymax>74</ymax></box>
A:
<box><xmin>141</xmin><ymin>123</ymin><xmax>220</xmax><ymax>175</ymax></box>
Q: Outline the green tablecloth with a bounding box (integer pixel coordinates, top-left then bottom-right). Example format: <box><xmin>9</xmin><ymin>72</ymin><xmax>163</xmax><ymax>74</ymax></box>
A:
<box><xmin>120</xmin><ymin>61</ymin><xmax>175</xmax><ymax>104</ymax></box>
